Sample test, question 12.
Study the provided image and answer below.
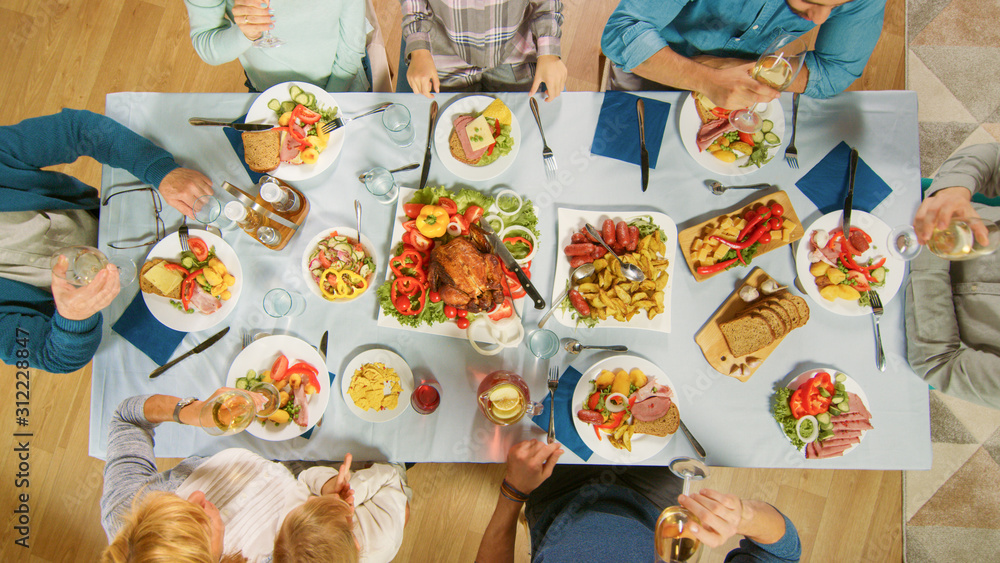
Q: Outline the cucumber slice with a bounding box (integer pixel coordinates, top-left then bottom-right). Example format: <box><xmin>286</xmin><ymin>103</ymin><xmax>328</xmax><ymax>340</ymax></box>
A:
<box><xmin>831</xmin><ymin>395</ymin><xmax>844</xmax><ymax>404</ymax></box>
<box><xmin>267</xmin><ymin>99</ymin><xmax>281</xmax><ymax>112</ymax></box>
<box><xmin>289</xmin><ymin>85</ymin><xmax>304</xmax><ymax>100</ymax></box>
<box><xmin>818</xmin><ymin>428</ymin><xmax>835</xmax><ymax>441</ymax></box>
<box><xmin>764</xmin><ymin>132</ymin><xmax>780</xmax><ymax>144</ymax></box>
<box><xmin>818</xmin><ymin>387</ymin><xmax>831</xmax><ymax>398</ymax></box>
<box><xmin>828</xmin><ymin>405</ymin><xmax>842</xmax><ymax>416</ymax></box>
<box><xmin>816</xmin><ymin>412</ymin><xmax>831</xmax><ymax>425</ymax></box>
<box><xmin>835</xmin><ymin>373</ymin><xmax>847</xmax><ymax>383</ymax></box>
<box><xmin>761</xmin><ymin>119</ymin><xmax>774</xmax><ymax>133</ymax></box>
<box><xmin>294</xmin><ymin>93</ymin><xmax>311</xmax><ymax>105</ymax></box>
<box><xmin>306</xmin><ymin>93</ymin><xmax>316</xmax><ymax>107</ymax></box>
<box><xmin>752</xmin><ymin>131</ymin><xmax>765</xmax><ymax>144</ymax></box>
<box><xmin>181</xmin><ymin>256</ymin><xmax>196</xmax><ymax>269</ymax></box>
<box><xmin>280</xmin><ymin>101</ymin><xmax>296</xmax><ymax>114</ymax></box>
<box><xmin>235</xmin><ymin>377</ymin><xmax>249</xmax><ymax>390</ymax></box>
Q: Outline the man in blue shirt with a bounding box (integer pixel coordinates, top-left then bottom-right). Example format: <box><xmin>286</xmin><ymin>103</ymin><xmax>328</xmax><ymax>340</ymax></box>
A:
<box><xmin>475</xmin><ymin>440</ymin><xmax>801</xmax><ymax>562</ymax></box>
<box><xmin>601</xmin><ymin>0</ymin><xmax>885</xmax><ymax>107</ymax></box>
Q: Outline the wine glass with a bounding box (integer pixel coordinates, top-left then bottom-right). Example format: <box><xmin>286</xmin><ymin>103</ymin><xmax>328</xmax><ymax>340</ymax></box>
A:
<box><xmin>51</xmin><ymin>246</ymin><xmax>137</xmax><ymax>287</ymax></box>
<box><xmin>889</xmin><ymin>216</ymin><xmax>1000</xmax><ymax>261</ymax></box>
<box><xmin>199</xmin><ymin>389</ymin><xmax>270</xmax><ymax>436</ymax></box>
<box><xmin>253</xmin><ymin>1</ymin><xmax>284</xmax><ymax>48</ymax></box>
<box><xmin>729</xmin><ymin>34</ymin><xmax>806</xmax><ymax>133</ymax></box>
<box><xmin>655</xmin><ymin>457</ymin><xmax>709</xmax><ymax>562</ymax></box>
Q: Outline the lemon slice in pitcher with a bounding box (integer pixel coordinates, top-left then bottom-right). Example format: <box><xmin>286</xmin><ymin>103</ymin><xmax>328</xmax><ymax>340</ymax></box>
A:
<box><xmin>489</xmin><ymin>384</ymin><xmax>522</xmax><ymax>418</ymax></box>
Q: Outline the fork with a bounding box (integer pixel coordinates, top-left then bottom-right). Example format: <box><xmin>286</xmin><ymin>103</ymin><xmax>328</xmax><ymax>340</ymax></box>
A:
<box><xmin>321</xmin><ymin>102</ymin><xmax>392</xmax><ymax>134</ymax></box>
<box><xmin>241</xmin><ymin>330</ymin><xmax>253</xmax><ymax>349</ymax></box>
<box><xmin>178</xmin><ymin>217</ymin><xmax>190</xmax><ymax>252</ymax></box>
<box><xmin>529</xmin><ymin>97</ymin><xmax>558</xmax><ymax>181</ymax></box>
<box><xmin>547</xmin><ymin>366</ymin><xmax>560</xmax><ymax>444</ymax></box>
<box><xmin>784</xmin><ymin>93</ymin><xmax>800</xmax><ymax>169</ymax></box>
<box><xmin>869</xmin><ymin>290</ymin><xmax>886</xmax><ymax>372</ymax></box>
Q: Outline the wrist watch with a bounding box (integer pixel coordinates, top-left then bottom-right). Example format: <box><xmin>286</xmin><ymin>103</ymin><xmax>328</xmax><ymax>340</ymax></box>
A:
<box><xmin>173</xmin><ymin>397</ymin><xmax>198</xmax><ymax>423</ymax></box>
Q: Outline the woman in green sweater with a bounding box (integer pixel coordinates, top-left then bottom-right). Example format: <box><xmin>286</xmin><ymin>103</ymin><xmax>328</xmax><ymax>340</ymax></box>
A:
<box><xmin>0</xmin><ymin>109</ymin><xmax>212</xmax><ymax>374</ymax></box>
<box><xmin>184</xmin><ymin>0</ymin><xmax>369</xmax><ymax>93</ymax></box>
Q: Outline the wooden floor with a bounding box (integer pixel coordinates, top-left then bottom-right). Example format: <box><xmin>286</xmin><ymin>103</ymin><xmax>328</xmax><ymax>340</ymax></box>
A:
<box><xmin>0</xmin><ymin>0</ymin><xmax>904</xmax><ymax>561</ymax></box>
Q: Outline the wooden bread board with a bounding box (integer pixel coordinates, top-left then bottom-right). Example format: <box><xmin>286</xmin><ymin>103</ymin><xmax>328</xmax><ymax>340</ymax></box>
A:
<box><xmin>695</xmin><ymin>267</ymin><xmax>794</xmax><ymax>382</ymax></box>
<box><xmin>678</xmin><ymin>190</ymin><xmax>805</xmax><ymax>282</ymax></box>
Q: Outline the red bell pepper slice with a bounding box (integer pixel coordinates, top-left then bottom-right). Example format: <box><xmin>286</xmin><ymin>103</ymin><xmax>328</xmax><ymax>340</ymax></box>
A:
<box><xmin>789</xmin><ymin>387</ymin><xmax>808</xmax><ymax>419</ymax></box>
<box><xmin>180</xmin><ymin>268</ymin><xmax>204</xmax><ymax>311</ymax></box>
<box><xmin>596</xmin><ymin>410</ymin><xmax>626</xmax><ymax>430</ymax></box>
<box><xmin>588</xmin><ymin>392</ymin><xmax>601</xmax><ymax>410</ymax></box>
<box><xmin>162</xmin><ymin>262</ymin><xmax>189</xmax><ymax>276</ymax></box>
<box><xmin>738</xmin><ymin>131</ymin><xmax>755</xmax><ymax>146</ymax></box>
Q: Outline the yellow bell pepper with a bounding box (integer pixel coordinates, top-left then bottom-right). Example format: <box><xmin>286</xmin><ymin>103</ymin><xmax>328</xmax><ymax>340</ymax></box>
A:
<box><xmin>320</xmin><ymin>268</ymin><xmax>369</xmax><ymax>300</ymax></box>
<box><xmin>416</xmin><ymin>205</ymin><xmax>449</xmax><ymax>238</ymax></box>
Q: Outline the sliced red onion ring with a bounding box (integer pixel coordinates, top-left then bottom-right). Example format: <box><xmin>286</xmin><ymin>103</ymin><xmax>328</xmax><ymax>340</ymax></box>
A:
<box><xmin>498</xmin><ymin>225</ymin><xmax>537</xmax><ymax>264</ymax></box>
<box><xmin>796</xmin><ymin>414</ymin><xmax>819</xmax><ymax>443</ymax></box>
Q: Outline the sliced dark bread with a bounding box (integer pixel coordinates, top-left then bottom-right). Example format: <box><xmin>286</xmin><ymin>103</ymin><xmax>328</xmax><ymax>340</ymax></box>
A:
<box><xmin>786</xmin><ymin>294</ymin><xmax>811</xmax><ymax>326</ymax></box>
<box><xmin>242</xmin><ymin>129</ymin><xmax>280</xmax><ymax>173</ymax></box>
<box><xmin>139</xmin><ymin>259</ymin><xmax>182</xmax><ymax>299</ymax></box>
<box><xmin>720</xmin><ymin>314</ymin><xmax>774</xmax><ymax>357</ymax></box>
<box><xmin>634</xmin><ymin>404</ymin><xmax>679</xmax><ymax>437</ymax></box>
<box><xmin>449</xmin><ymin>129</ymin><xmax>482</xmax><ymax>166</ymax></box>
<box><xmin>760</xmin><ymin>300</ymin><xmax>793</xmax><ymax>331</ymax></box>
<box><xmin>771</xmin><ymin>293</ymin><xmax>801</xmax><ymax>328</ymax></box>
<box><xmin>744</xmin><ymin>306</ymin><xmax>786</xmax><ymax>339</ymax></box>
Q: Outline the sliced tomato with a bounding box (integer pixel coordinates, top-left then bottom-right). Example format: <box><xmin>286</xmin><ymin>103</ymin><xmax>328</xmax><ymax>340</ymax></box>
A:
<box><xmin>588</xmin><ymin>392</ymin><xmax>601</xmax><ymax>410</ymax></box>
<box><xmin>464</xmin><ymin>205</ymin><xmax>485</xmax><ymax>225</ymax></box>
<box><xmin>295</xmin><ymin>105</ymin><xmax>321</xmax><ymax>124</ymax></box>
<box><xmin>403</xmin><ymin>204</ymin><xmax>424</xmax><ymax>219</ymax></box>
<box><xmin>452</xmin><ymin>214</ymin><xmax>470</xmax><ymax>235</ymax></box>
<box><xmin>188</xmin><ymin>237</ymin><xmax>210</xmax><ymax>262</ymax></box>
<box><xmin>438</xmin><ymin>197</ymin><xmax>458</xmax><ymax>215</ymax></box>
<box><xmin>409</xmin><ymin>231</ymin><xmax>434</xmax><ymax>252</ymax></box>
<box><xmin>270</xmin><ymin>354</ymin><xmax>289</xmax><ymax>382</ymax></box>
<box><xmin>846</xmin><ymin>270</ymin><xmax>871</xmax><ymax>291</ymax></box>
<box><xmin>402</xmin><ymin>220</ymin><xmax>419</xmax><ymax>233</ymax></box>
<box><xmin>739</xmin><ymin>131</ymin><xmax>755</xmax><ymax>146</ymax></box>
<box><xmin>488</xmin><ymin>299</ymin><xmax>514</xmax><ymax>321</ymax></box>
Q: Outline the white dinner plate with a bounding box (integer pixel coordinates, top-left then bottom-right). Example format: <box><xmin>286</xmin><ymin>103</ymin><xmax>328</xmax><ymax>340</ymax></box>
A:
<box><xmin>782</xmin><ymin>368</ymin><xmax>872</xmax><ymax>458</ymax></box>
<box><xmin>300</xmin><ymin>227</ymin><xmax>378</xmax><ymax>302</ymax></box>
<box><xmin>433</xmin><ymin>94</ymin><xmax>521</xmax><ymax>181</ymax></box>
<box><xmin>677</xmin><ymin>93</ymin><xmax>785</xmax><ymax>176</ymax></box>
<box><xmin>794</xmin><ymin>211</ymin><xmax>905</xmax><ymax>316</ymax></box>
<box><xmin>226</xmin><ymin>335</ymin><xmax>330</xmax><ymax>441</ymax></box>
<box><xmin>341</xmin><ymin>349</ymin><xmax>414</xmax><ymax>422</ymax></box>
<box><xmin>245</xmin><ymin>81</ymin><xmax>344</xmax><ymax>181</ymax></box>
<box><xmin>142</xmin><ymin>230</ymin><xmax>242</xmax><ymax>332</ymax></box>
<box><xmin>572</xmin><ymin>355</ymin><xmax>677</xmax><ymax>463</ymax></box>
<box><xmin>551</xmin><ymin>208</ymin><xmax>677</xmax><ymax>332</ymax></box>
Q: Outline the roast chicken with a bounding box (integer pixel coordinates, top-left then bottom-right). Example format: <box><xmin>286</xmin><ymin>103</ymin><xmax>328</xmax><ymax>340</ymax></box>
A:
<box><xmin>428</xmin><ymin>225</ymin><xmax>505</xmax><ymax>313</ymax></box>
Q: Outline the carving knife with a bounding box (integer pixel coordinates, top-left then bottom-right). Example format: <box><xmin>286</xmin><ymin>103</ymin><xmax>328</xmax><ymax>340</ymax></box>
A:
<box><xmin>637</xmin><ymin>99</ymin><xmax>648</xmax><ymax>192</ymax></box>
<box><xmin>843</xmin><ymin>148</ymin><xmax>858</xmax><ymax>236</ymax></box>
<box><xmin>419</xmin><ymin>101</ymin><xmax>438</xmax><ymax>190</ymax></box>
<box><xmin>188</xmin><ymin>118</ymin><xmax>274</xmax><ymax>131</ymax></box>
<box><xmin>149</xmin><ymin>327</ymin><xmax>230</xmax><ymax>379</ymax></box>
<box><xmin>478</xmin><ymin>221</ymin><xmax>546</xmax><ymax>310</ymax></box>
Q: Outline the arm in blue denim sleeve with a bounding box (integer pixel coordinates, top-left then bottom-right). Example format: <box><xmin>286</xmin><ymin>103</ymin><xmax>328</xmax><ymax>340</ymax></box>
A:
<box><xmin>803</xmin><ymin>0</ymin><xmax>885</xmax><ymax>99</ymax></box>
<box><xmin>601</xmin><ymin>0</ymin><xmax>688</xmax><ymax>72</ymax></box>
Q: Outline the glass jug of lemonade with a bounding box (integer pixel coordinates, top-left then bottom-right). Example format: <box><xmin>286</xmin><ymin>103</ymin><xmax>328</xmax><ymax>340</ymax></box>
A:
<box><xmin>477</xmin><ymin>371</ymin><xmax>543</xmax><ymax>425</ymax></box>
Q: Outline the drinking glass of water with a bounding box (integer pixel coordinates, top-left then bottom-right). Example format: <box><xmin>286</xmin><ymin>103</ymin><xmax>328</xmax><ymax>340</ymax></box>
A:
<box><xmin>363</xmin><ymin>167</ymin><xmax>400</xmax><ymax>204</ymax></box>
<box><xmin>51</xmin><ymin>246</ymin><xmax>136</xmax><ymax>286</ymax></box>
<box><xmin>382</xmin><ymin>103</ymin><xmax>415</xmax><ymax>147</ymax></box>
<box><xmin>263</xmin><ymin>288</ymin><xmax>306</xmax><ymax>318</ymax></box>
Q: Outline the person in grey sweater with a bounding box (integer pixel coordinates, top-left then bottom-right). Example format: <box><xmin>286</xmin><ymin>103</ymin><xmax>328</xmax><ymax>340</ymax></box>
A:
<box><xmin>906</xmin><ymin>143</ymin><xmax>1000</xmax><ymax>409</ymax></box>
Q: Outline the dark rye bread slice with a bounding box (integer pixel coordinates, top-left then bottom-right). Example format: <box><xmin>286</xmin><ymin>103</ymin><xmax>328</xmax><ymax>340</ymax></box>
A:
<box><xmin>241</xmin><ymin>129</ymin><xmax>280</xmax><ymax>173</ymax></box>
<box><xmin>770</xmin><ymin>293</ymin><xmax>801</xmax><ymax>328</ymax></box>
<box><xmin>742</xmin><ymin>306</ymin><xmax>786</xmax><ymax>339</ymax></box>
<box><xmin>139</xmin><ymin>259</ymin><xmax>182</xmax><ymax>299</ymax></box>
<box><xmin>719</xmin><ymin>314</ymin><xmax>774</xmax><ymax>357</ymax></box>
<box><xmin>785</xmin><ymin>294</ymin><xmax>810</xmax><ymax>327</ymax></box>
<box><xmin>758</xmin><ymin>300</ymin><xmax>792</xmax><ymax>331</ymax></box>
<box><xmin>449</xmin><ymin>129</ymin><xmax>483</xmax><ymax>166</ymax></box>
<box><xmin>633</xmin><ymin>404</ymin><xmax>680</xmax><ymax>437</ymax></box>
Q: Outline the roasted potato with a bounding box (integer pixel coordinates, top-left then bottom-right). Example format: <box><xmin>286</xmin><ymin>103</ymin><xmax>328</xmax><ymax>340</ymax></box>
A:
<box><xmin>629</xmin><ymin>368</ymin><xmax>647</xmax><ymax>388</ymax></box>
<box><xmin>611</xmin><ymin>369</ymin><xmax>631</xmax><ymax>396</ymax></box>
<box><xmin>820</xmin><ymin>285</ymin><xmax>840</xmax><ymax>301</ymax></box>
<box><xmin>837</xmin><ymin>284</ymin><xmax>861</xmax><ymax>301</ymax></box>
<box><xmin>267</xmin><ymin>409</ymin><xmax>290</xmax><ymax>424</ymax></box>
<box><xmin>826</xmin><ymin>269</ymin><xmax>847</xmax><ymax>285</ymax></box>
<box><xmin>810</xmin><ymin>261</ymin><xmax>831</xmax><ymax>277</ymax></box>
<box><xmin>595</xmin><ymin>370</ymin><xmax>615</xmax><ymax>388</ymax></box>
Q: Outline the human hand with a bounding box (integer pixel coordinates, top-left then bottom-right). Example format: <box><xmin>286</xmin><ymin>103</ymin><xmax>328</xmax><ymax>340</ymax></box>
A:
<box><xmin>503</xmin><ymin>440</ymin><xmax>563</xmax><ymax>495</ymax></box>
<box><xmin>678</xmin><ymin>489</ymin><xmax>747</xmax><ymax>548</ymax></box>
<box><xmin>51</xmin><ymin>256</ymin><xmax>120</xmax><ymax>321</ymax></box>
<box><xmin>407</xmin><ymin>49</ymin><xmax>440</xmax><ymax>99</ymax></box>
<box><xmin>159</xmin><ymin>168</ymin><xmax>213</xmax><ymax>219</ymax></box>
<box><xmin>530</xmin><ymin>55</ymin><xmax>567</xmax><ymax>102</ymax></box>
<box><xmin>701</xmin><ymin>62</ymin><xmax>780</xmax><ymax>109</ymax></box>
<box><xmin>232</xmin><ymin>0</ymin><xmax>274</xmax><ymax>41</ymax></box>
<box><xmin>321</xmin><ymin>453</ymin><xmax>356</xmax><ymax>511</ymax></box>
<box><xmin>913</xmin><ymin>186</ymin><xmax>987</xmax><ymax>245</ymax></box>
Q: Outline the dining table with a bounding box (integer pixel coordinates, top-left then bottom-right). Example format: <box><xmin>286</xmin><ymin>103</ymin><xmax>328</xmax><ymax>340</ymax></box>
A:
<box><xmin>89</xmin><ymin>89</ymin><xmax>931</xmax><ymax>470</ymax></box>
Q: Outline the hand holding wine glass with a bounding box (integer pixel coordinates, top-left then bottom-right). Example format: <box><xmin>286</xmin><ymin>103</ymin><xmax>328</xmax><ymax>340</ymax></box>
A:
<box><xmin>729</xmin><ymin>34</ymin><xmax>806</xmax><ymax>133</ymax></box>
<box><xmin>677</xmin><ymin>489</ymin><xmax>745</xmax><ymax>548</ymax></box>
<box><xmin>50</xmin><ymin>254</ymin><xmax>121</xmax><ymax>321</ymax></box>
<box><xmin>232</xmin><ymin>0</ymin><xmax>275</xmax><ymax>41</ymax></box>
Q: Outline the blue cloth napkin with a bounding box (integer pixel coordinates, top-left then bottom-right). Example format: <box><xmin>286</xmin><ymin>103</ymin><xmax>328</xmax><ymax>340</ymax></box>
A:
<box><xmin>111</xmin><ymin>292</ymin><xmax>186</xmax><ymax>365</ymax></box>
<box><xmin>531</xmin><ymin>366</ymin><xmax>593</xmax><ymax>462</ymax></box>
<box><xmin>795</xmin><ymin>141</ymin><xmax>892</xmax><ymax>214</ymax></box>
<box><xmin>300</xmin><ymin>370</ymin><xmax>337</xmax><ymax>440</ymax></box>
<box><xmin>591</xmin><ymin>91</ymin><xmax>671</xmax><ymax>168</ymax></box>
<box><xmin>222</xmin><ymin>114</ymin><xmax>266</xmax><ymax>185</ymax></box>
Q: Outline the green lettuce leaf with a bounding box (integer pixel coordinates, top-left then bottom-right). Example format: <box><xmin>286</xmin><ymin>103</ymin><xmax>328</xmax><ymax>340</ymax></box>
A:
<box><xmin>772</xmin><ymin>387</ymin><xmax>805</xmax><ymax>450</ymax></box>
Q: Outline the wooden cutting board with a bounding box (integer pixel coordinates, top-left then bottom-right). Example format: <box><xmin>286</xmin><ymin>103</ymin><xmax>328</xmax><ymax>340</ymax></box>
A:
<box><xmin>695</xmin><ymin>267</ymin><xmax>797</xmax><ymax>382</ymax></box>
<box><xmin>678</xmin><ymin>190</ymin><xmax>805</xmax><ymax>282</ymax></box>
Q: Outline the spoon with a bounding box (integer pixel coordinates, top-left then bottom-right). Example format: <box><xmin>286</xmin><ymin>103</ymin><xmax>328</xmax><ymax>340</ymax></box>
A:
<box><xmin>563</xmin><ymin>339</ymin><xmax>628</xmax><ymax>355</ymax></box>
<box><xmin>537</xmin><ymin>263</ymin><xmax>595</xmax><ymax>328</ymax></box>
<box><xmin>706</xmin><ymin>180</ymin><xmax>773</xmax><ymax>196</ymax></box>
<box><xmin>583</xmin><ymin>224</ymin><xmax>645</xmax><ymax>282</ymax></box>
<box><xmin>354</xmin><ymin>199</ymin><xmax>362</xmax><ymax>242</ymax></box>
<box><xmin>357</xmin><ymin>163</ymin><xmax>419</xmax><ymax>182</ymax></box>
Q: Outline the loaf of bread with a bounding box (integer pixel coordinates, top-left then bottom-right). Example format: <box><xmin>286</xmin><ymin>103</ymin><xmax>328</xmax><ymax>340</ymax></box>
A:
<box><xmin>242</xmin><ymin>129</ymin><xmax>280</xmax><ymax>173</ymax></box>
<box><xmin>633</xmin><ymin>404</ymin><xmax>679</xmax><ymax>437</ymax></box>
<box><xmin>719</xmin><ymin>290</ymin><xmax>810</xmax><ymax>357</ymax></box>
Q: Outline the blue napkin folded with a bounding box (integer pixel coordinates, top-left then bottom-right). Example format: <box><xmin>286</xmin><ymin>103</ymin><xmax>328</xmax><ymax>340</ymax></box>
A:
<box><xmin>795</xmin><ymin>141</ymin><xmax>892</xmax><ymax>214</ymax></box>
<box><xmin>591</xmin><ymin>91</ymin><xmax>671</xmax><ymax>168</ymax></box>
<box><xmin>111</xmin><ymin>292</ymin><xmax>186</xmax><ymax>365</ymax></box>
<box><xmin>222</xmin><ymin>114</ymin><xmax>266</xmax><ymax>185</ymax></box>
<box><xmin>300</xmin><ymin>370</ymin><xmax>337</xmax><ymax>440</ymax></box>
<box><xmin>531</xmin><ymin>366</ymin><xmax>594</xmax><ymax>462</ymax></box>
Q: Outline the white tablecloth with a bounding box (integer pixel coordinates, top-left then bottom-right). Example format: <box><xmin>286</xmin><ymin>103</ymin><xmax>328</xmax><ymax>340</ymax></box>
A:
<box><xmin>90</xmin><ymin>91</ymin><xmax>931</xmax><ymax>469</ymax></box>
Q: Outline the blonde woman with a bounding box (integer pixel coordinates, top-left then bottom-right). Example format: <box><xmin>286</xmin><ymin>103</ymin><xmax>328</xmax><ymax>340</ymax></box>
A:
<box><xmin>101</xmin><ymin>391</ymin><xmax>410</xmax><ymax>562</ymax></box>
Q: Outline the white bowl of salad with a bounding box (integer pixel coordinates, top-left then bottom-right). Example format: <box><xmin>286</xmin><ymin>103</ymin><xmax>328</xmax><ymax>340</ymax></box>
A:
<box><xmin>301</xmin><ymin>227</ymin><xmax>377</xmax><ymax>302</ymax></box>
<box><xmin>246</xmin><ymin>81</ymin><xmax>344</xmax><ymax>182</ymax></box>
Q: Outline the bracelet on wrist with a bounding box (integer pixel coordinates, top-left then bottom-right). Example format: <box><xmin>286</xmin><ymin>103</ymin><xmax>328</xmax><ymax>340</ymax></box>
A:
<box><xmin>500</xmin><ymin>479</ymin><xmax>529</xmax><ymax>503</ymax></box>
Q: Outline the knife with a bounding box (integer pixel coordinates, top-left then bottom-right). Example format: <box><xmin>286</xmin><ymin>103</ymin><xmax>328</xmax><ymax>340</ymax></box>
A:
<box><xmin>419</xmin><ymin>101</ymin><xmax>438</xmax><ymax>190</ymax></box>
<box><xmin>319</xmin><ymin>330</ymin><xmax>328</xmax><ymax>359</ymax></box>
<box><xmin>637</xmin><ymin>99</ymin><xmax>648</xmax><ymax>192</ymax></box>
<box><xmin>843</xmin><ymin>148</ymin><xmax>858</xmax><ymax>236</ymax></box>
<box><xmin>188</xmin><ymin>118</ymin><xmax>274</xmax><ymax>131</ymax></box>
<box><xmin>149</xmin><ymin>327</ymin><xmax>230</xmax><ymax>379</ymax></box>
<box><xmin>478</xmin><ymin>221</ymin><xmax>546</xmax><ymax>310</ymax></box>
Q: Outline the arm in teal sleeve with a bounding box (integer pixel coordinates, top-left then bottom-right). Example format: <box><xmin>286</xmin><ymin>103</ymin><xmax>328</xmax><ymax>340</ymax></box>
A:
<box><xmin>601</xmin><ymin>0</ymin><xmax>686</xmax><ymax>72</ymax></box>
<box><xmin>803</xmin><ymin>0</ymin><xmax>884</xmax><ymax>99</ymax></box>
<box><xmin>0</xmin><ymin>302</ymin><xmax>101</xmax><ymax>374</ymax></box>
<box><xmin>184</xmin><ymin>0</ymin><xmax>254</xmax><ymax>66</ymax></box>
<box><xmin>328</xmin><ymin>0</ymin><xmax>367</xmax><ymax>91</ymax></box>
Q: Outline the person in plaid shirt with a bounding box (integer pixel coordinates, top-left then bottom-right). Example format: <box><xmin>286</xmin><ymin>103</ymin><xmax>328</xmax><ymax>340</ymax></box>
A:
<box><xmin>401</xmin><ymin>0</ymin><xmax>566</xmax><ymax>101</ymax></box>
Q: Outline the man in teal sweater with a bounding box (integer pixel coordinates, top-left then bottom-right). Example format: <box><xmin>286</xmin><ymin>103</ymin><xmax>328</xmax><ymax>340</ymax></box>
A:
<box><xmin>1</xmin><ymin>109</ymin><xmax>212</xmax><ymax>374</ymax></box>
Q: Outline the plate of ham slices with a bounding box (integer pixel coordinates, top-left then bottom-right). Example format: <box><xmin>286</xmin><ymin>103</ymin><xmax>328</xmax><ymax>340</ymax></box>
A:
<box><xmin>784</xmin><ymin>369</ymin><xmax>873</xmax><ymax>459</ymax></box>
<box><xmin>433</xmin><ymin>94</ymin><xmax>521</xmax><ymax>182</ymax></box>
<box><xmin>226</xmin><ymin>335</ymin><xmax>330</xmax><ymax>441</ymax></box>
<box><xmin>572</xmin><ymin>355</ymin><xmax>678</xmax><ymax>463</ymax></box>
<box><xmin>677</xmin><ymin>93</ymin><xmax>785</xmax><ymax>176</ymax></box>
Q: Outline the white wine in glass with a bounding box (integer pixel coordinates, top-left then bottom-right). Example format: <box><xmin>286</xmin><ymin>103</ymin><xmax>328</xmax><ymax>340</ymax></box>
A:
<box><xmin>729</xmin><ymin>34</ymin><xmax>805</xmax><ymax>133</ymax></box>
<box><xmin>51</xmin><ymin>246</ymin><xmax>136</xmax><ymax>286</ymax></box>
<box><xmin>656</xmin><ymin>457</ymin><xmax>709</xmax><ymax>563</ymax></box>
<box><xmin>200</xmin><ymin>390</ymin><xmax>256</xmax><ymax>436</ymax></box>
<box><xmin>889</xmin><ymin>216</ymin><xmax>1000</xmax><ymax>261</ymax></box>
